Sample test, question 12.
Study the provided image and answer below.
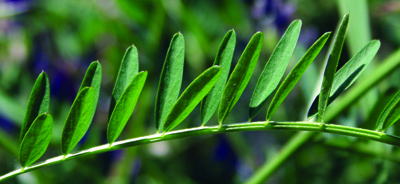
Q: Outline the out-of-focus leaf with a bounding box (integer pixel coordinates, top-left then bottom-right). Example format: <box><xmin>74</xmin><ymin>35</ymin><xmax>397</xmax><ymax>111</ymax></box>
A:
<box><xmin>20</xmin><ymin>71</ymin><xmax>50</xmax><ymax>142</ymax></box>
<box><xmin>20</xmin><ymin>113</ymin><xmax>53</xmax><ymax>167</ymax></box>
<box><xmin>317</xmin><ymin>13</ymin><xmax>349</xmax><ymax>122</ymax></box>
<box><xmin>155</xmin><ymin>33</ymin><xmax>185</xmax><ymax>131</ymax></box>
<box><xmin>200</xmin><ymin>30</ymin><xmax>236</xmax><ymax>125</ymax></box>
<box><xmin>164</xmin><ymin>66</ymin><xmax>222</xmax><ymax>132</ymax></box>
<box><xmin>61</xmin><ymin>87</ymin><xmax>96</xmax><ymax>155</ymax></box>
<box><xmin>249</xmin><ymin>20</ymin><xmax>301</xmax><ymax>120</ymax></box>
<box><xmin>218</xmin><ymin>32</ymin><xmax>263</xmax><ymax>124</ymax></box>
<box><xmin>107</xmin><ymin>71</ymin><xmax>147</xmax><ymax>144</ymax></box>
<box><xmin>376</xmin><ymin>91</ymin><xmax>400</xmax><ymax>132</ymax></box>
<box><xmin>109</xmin><ymin>46</ymin><xmax>139</xmax><ymax>119</ymax></box>
<box><xmin>308</xmin><ymin>40</ymin><xmax>380</xmax><ymax>118</ymax></box>
<box><xmin>266</xmin><ymin>32</ymin><xmax>331</xmax><ymax>120</ymax></box>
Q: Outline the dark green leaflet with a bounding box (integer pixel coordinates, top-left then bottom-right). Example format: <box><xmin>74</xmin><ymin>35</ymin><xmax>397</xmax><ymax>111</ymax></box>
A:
<box><xmin>61</xmin><ymin>87</ymin><xmax>96</xmax><ymax>155</ymax></box>
<box><xmin>109</xmin><ymin>45</ymin><xmax>139</xmax><ymax>119</ymax></box>
<box><xmin>107</xmin><ymin>71</ymin><xmax>147</xmax><ymax>144</ymax></box>
<box><xmin>200</xmin><ymin>30</ymin><xmax>236</xmax><ymax>125</ymax></box>
<box><xmin>155</xmin><ymin>33</ymin><xmax>185</xmax><ymax>132</ymax></box>
<box><xmin>20</xmin><ymin>113</ymin><xmax>53</xmax><ymax>167</ymax></box>
<box><xmin>376</xmin><ymin>91</ymin><xmax>400</xmax><ymax>132</ymax></box>
<box><xmin>317</xmin><ymin>14</ymin><xmax>349</xmax><ymax>122</ymax></box>
<box><xmin>308</xmin><ymin>40</ymin><xmax>380</xmax><ymax>118</ymax></box>
<box><xmin>249</xmin><ymin>20</ymin><xmax>302</xmax><ymax>120</ymax></box>
<box><xmin>266</xmin><ymin>32</ymin><xmax>331</xmax><ymax>120</ymax></box>
<box><xmin>21</xmin><ymin>71</ymin><xmax>50</xmax><ymax>142</ymax></box>
<box><xmin>164</xmin><ymin>66</ymin><xmax>222</xmax><ymax>132</ymax></box>
<box><xmin>79</xmin><ymin>61</ymin><xmax>102</xmax><ymax>122</ymax></box>
<box><xmin>218</xmin><ymin>32</ymin><xmax>263</xmax><ymax>124</ymax></box>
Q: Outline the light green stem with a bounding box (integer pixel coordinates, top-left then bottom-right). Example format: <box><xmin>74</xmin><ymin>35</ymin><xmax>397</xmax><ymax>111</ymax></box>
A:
<box><xmin>246</xmin><ymin>48</ymin><xmax>400</xmax><ymax>184</ymax></box>
<box><xmin>1</xmin><ymin>121</ymin><xmax>400</xmax><ymax>182</ymax></box>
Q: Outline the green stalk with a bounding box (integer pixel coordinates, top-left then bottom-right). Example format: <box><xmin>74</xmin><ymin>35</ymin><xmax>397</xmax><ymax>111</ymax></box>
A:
<box><xmin>1</xmin><ymin>121</ymin><xmax>400</xmax><ymax>182</ymax></box>
<box><xmin>245</xmin><ymin>48</ymin><xmax>400</xmax><ymax>184</ymax></box>
<box><xmin>244</xmin><ymin>131</ymin><xmax>314</xmax><ymax>184</ymax></box>
<box><xmin>0</xmin><ymin>128</ymin><xmax>18</xmax><ymax>156</ymax></box>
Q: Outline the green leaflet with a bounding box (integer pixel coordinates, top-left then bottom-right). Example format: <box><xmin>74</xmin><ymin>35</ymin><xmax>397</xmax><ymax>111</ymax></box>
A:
<box><xmin>164</xmin><ymin>66</ymin><xmax>222</xmax><ymax>132</ymax></box>
<box><xmin>155</xmin><ymin>33</ymin><xmax>185</xmax><ymax>132</ymax></box>
<box><xmin>109</xmin><ymin>45</ymin><xmax>139</xmax><ymax>119</ymax></box>
<box><xmin>308</xmin><ymin>40</ymin><xmax>380</xmax><ymax>118</ymax></box>
<box><xmin>249</xmin><ymin>20</ymin><xmax>301</xmax><ymax>120</ymax></box>
<box><xmin>21</xmin><ymin>71</ymin><xmax>50</xmax><ymax>142</ymax></box>
<box><xmin>317</xmin><ymin>14</ymin><xmax>349</xmax><ymax>122</ymax></box>
<box><xmin>200</xmin><ymin>30</ymin><xmax>236</xmax><ymax>125</ymax></box>
<box><xmin>20</xmin><ymin>113</ymin><xmax>53</xmax><ymax>167</ymax></box>
<box><xmin>107</xmin><ymin>71</ymin><xmax>147</xmax><ymax>144</ymax></box>
<box><xmin>79</xmin><ymin>61</ymin><xmax>102</xmax><ymax>121</ymax></box>
<box><xmin>61</xmin><ymin>87</ymin><xmax>96</xmax><ymax>155</ymax></box>
<box><xmin>266</xmin><ymin>32</ymin><xmax>331</xmax><ymax>120</ymax></box>
<box><xmin>331</xmin><ymin>40</ymin><xmax>380</xmax><ymax>98</ymax></box>
<box><xmin>376</xmin><ymin>91</ymin><xmax>400</xmax><ymax>132</ymax></box>
<box><xmin>218</xmin><ymin>32</ymin><xmax>263</xmax><ymax>124</ymax></box>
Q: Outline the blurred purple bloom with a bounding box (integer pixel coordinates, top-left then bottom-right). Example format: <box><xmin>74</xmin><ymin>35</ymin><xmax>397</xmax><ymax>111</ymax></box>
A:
<box><xmin>213</xmin><ymin>135</ymin><xmax>238</xmax><ymax>166</ymax></box>
<box><xmin>0</xmin><ymin>115</ymin><xmax>15</xmax><ymax>133</ymax></box>
<box><xmin>252</xmin><ymin>0</ymin><xmax>296</xmax><ymax>33</ymax></box>
<box><xmin>1</xmin><ymin>0</ymin><xmax>32</xmax><ymax>16</ymax></box>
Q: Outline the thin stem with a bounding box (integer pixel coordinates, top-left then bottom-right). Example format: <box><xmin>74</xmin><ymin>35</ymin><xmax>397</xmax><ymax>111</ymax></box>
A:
<box><xmin>244</xmin><ymin>131</ymin><xmax>314</xmax><ymax>184</ymax></box>
<box><xmin>246</xmin><ymin>48</ymin><xmax>400</xmax><ymax>184</ymax></box>
<box><xmin>1</xmin><ymin>121</ymin><xmax>400</xmax><ymax>182</ymax></box>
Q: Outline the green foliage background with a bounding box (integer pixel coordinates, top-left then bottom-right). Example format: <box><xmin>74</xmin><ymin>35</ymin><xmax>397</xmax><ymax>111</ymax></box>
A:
<box><xmin>1</xmin><ymin>0</ymin><xmax>400</xmax><ymax>183</ymax></box>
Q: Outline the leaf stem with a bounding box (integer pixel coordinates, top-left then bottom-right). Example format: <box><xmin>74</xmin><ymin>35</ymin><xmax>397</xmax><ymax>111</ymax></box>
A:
<box><xmin>246</xmin><ymin>48</ymin><xmax>400</xmax><ymax>184</ymax></box>
<box><xmin>1</xmin><ymin>121</ymin><xmax>400</xmax><ymax>182</ymax></box>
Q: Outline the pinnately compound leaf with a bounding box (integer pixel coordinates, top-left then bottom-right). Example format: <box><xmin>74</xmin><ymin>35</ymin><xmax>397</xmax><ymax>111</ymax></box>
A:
<box><xmin>155</xmin><ymin>32</ymin><xmax>185</xmax><ymax>132</ymax></box>
<box><xmin>200</xmin><ymin>30</ymin><xmax>236</xmax><ymax>125</ymax></box>
<box><xmin>109</xmin><ymin>45</ymin><xmax>139</xmax><ymax>119</ymax></box>
<box><xmin>266</xmin><ymin>32</ymin><xmax>331</xmax><ymax>120</ymax></box>
<box><xmin>376</xmin><ymin>91</ymin><xmax>400</xmax><ymax>132</ymax></box>
<box><xmin>308</xmin><ymin>40</ymin><xmax>380</xmax><ymax>118</ymax></box>
<box><xmin>218</xmin><ymin>32</ymin><xmax>263</xmax><ymax>124</ymax></box>
<box><xmin>21</xmin><ymin>71</ymin><xmax>50</xmax><ymax>142</ymax></box>
<box><xmin>61</xmin><ymin>87</ymin><xmax>96</xmax><ymax>155</ymax></box>
<box><xmin>163</xmin><ymin>66</ymin><xmax>222</xmax><ymax>132</ymax></box>
<box><xmin>317</xmin><ymin>13</ymin><xmax>349</xmax><ymax>122</ymax></box>
<box><xmin>79</xmin><ymin>61</ymin><xmax>102</xmax><ymax>122</ymax></box>
<box><xmin>249</xmin><ymin>20</ymin><xmax>302</xmax><ymax>120</ymax></box>
<box><xmin>20</xmin><ymin>113</ymin><xmax>53</xmax><ymax>167</ymax></box>
<box><xmin>107</xmin><ymin>71</ymin><xmax>147</xmax><ymax>144</ymax></box>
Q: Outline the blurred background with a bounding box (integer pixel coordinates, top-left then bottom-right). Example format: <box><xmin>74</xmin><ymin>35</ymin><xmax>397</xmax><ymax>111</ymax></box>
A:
<box><xmin>1</xmin><ymin>0</ymin><xmax>400</xmax><ymax>183</ymax></box>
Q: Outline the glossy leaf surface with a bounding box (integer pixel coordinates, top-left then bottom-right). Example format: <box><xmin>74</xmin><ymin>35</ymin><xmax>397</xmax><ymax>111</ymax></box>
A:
<box><xmin>164</xmin><ymin>66</ymin><xmax>222</xmax><ymax>132</ymax></box>
<box><xmin>21</xmin><ymin>71</ymin><xmax>50</xmax><ymax>142</ymax></box>
<box><xmin>107</xmin><ymin>71</ymin><xmax>147</xmax><ymax>144</ymax></box>
<box><xmin>61</xmin><ymin>87</ymin><xmax>96</xmax><ymax>155</ymax></box>
<box><xmin>155</xmin><ymin>33</ymin><xmax>185</xmax><ymax>131</ymax></box>
<box><xmin>200</xmin><ymin>30</ymin><xmax>236</xmax><ymax>125</ymax></box>
<box><xmin>20</xmin><ymin>113</ymin><xmax>53</xmax><ymax>167</ymax></box>
<box><xmin>218</xmin><ymin>32</ymin><xmax>263</xmax><ymax>124</ymax></box>
<box><xmin>109</xmin><ymin>45</ymin><xmax>139</xmax><ymax>119</ymax></box>
<box><xmin>266</xmin><ymin>32</ymin><xmax>331</xmax><ymax>120</ymax></box>
<box><xmin>249</xmin><ymin>20</ymin><xmax>302</xmax><ymax>120</ymax></box>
